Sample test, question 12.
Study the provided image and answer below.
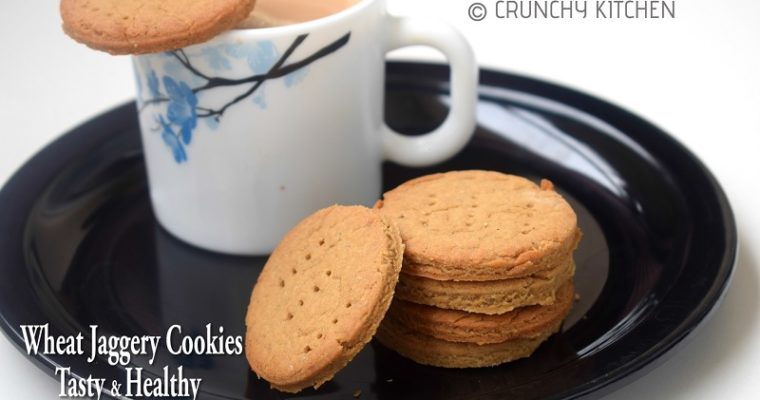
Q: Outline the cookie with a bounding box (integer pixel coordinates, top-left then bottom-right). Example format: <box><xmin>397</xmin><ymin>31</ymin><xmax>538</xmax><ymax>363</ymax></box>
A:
<box><xmin>376</xmin><ymin>314</ymin><xmax>561</xmax><ymax>368</ymax></box>
<box><xmin>395</xmin><ymin>258</ymin><xmax>575</xmax><ymax>315</ymax></box>
<box><xmin>375</xmin><ymin>171</ymin><xmax>580</xmax><ymax>281</ymax></box>
<box><xmin>245</xmin><ymin>205</ymin><xmax>403</xmax><ymax>393</ymax></box>
<box><xmin>60</xmin><ymin>0</ymin><xmax>257</xmax><ymax>54</ymax></box>
<box><xmin>386</xmin><ymin>281</ymin><xmax>574</xmax><ymax>345</ymax></box>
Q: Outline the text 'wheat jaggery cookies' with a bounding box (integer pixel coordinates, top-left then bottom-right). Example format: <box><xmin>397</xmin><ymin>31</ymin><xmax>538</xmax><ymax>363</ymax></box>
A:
<box><xmin>245</xmin><ymin>205</ymin><xmax>403</xmax><ymax>393</ymax></box>
<box><xmin>60</xmin><ymin>0</ymin><xmax>257</xmax><ymax>54</ymax></box>
<box><xmin>375</xmin><ymin>170</ymin><xmax>581</xmax><ymax>281</ymax></box>
<box><xmin>395</xmin><ymin>259</ymin><xmax>575</xmax><ymax>315</ymax></box>
<box><xmin>385</xmin><ymin>282</ymin><xmax>574</xmax><ymax>345</ymax></box>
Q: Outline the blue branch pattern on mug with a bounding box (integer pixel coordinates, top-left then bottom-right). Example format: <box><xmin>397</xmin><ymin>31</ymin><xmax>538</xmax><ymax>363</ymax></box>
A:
<box><xmin>134</xmin><ymin>32</ymin><xmax>351</xmax><ymax>163</ymax></box>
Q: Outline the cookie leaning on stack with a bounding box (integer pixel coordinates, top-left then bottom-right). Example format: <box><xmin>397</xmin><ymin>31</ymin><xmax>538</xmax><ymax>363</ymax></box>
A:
<box><xmin>375</xmin><ymin>170</ymin><xmax>581</xmax><ymax>368</ymax></box>
<box><xmin>245</xmin><ymin>205</ymin><xmax>404</xmax><ymax>392</ymax></box>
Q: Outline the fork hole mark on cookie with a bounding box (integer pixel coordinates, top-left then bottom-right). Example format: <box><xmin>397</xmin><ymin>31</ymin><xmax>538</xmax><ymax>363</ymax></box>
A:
<box><xmin>304</xmin><ymin>345</ymin><xmax>311</xmax><ymax>353</ymax></box>
<box><xmin>346</xmin><ymin>302</ymin><xmax>352</xmax><ymax>308</ymax></box>
<box><xmin>319</xmin><ymin>239</ymin><xmax>325</xmax><ymax>246</ymax></box>
<box><xmin>313</xmin><ymin>285</ymin><xmax>320</xmax><ymax>292</ymax></box>
<box><xmin>299</xmin><ymin>299</ymin><xmax>304</xmax><ymax>306</ymax></box>
<box><xmin>286</xmin><ymin>312</ymin><xmax>293</xmax><ymax>320</ymax></box>
<box><xmin>326</xmin><ymin>270</ymin><xmax>332</xmax><ymax>277</ymax></box>
<box><xmin>305</xmin><ymin>253</ymin><xmax>311</xmax><ymax>261</ymax></box>
<box><xmin>291</xmin><ymin>268</ymin><xmax>298</xmax><ymax>274</ymax></box>
<box><xmin>332</xmin><ymin>318</ymin><xmax>338</xmax><ymax>324</ymax></box>
<box><xmin>279</xmin><ymin>279</ymin><xmax>285</xmax><ymax>288</ymax></box>
<box><xmin>317</xmin><ymin>333</ymin><xmax>323</xmax><ymax>339</ymax></box>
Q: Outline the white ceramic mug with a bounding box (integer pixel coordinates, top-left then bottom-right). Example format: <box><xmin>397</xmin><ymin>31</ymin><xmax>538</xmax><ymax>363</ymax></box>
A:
<box><xmin>132</xmin><ymin>0</ymin><xmax>477</xmax><ymax>255</ymax></box>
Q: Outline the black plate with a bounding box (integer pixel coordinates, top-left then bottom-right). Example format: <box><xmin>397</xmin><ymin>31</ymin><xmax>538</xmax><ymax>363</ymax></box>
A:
<box><xmin>0</xmin><ymin>62</ymin><xmax>736</xmax><ymax>399</ymax></box>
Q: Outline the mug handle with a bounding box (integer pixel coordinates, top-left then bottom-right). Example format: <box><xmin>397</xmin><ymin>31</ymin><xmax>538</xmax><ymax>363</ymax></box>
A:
<box><xmin>382</xmin><ymin>16</ymin><xmax>478</xmax><ymax>167</ymax></box>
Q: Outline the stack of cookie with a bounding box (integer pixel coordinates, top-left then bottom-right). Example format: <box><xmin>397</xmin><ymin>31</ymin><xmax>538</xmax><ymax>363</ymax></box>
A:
<box><xmin>374</xmin><ymin>171</ymin><xmax>580</xmax><ymax>368</ymax></box>
<box><xmin>243</xmin><ymin>171</ymin><xmax>581</xmax><ymax>392</ymax></box>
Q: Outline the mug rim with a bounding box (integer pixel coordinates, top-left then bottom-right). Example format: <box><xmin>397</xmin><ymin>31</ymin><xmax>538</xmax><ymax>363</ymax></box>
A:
<box><xmin>197</xmin><ymin>0</ymin><xmax>375</xmax><ymax>45</ymax></box>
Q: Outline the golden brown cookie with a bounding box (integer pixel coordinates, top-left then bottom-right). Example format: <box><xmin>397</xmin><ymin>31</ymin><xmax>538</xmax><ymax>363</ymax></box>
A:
<box><xmin>386</xmin><ymin>282</ymin><xmax>574</xmax><ymax>345</ymax></box>
<box><xmin>375</xmin><ymin>171</ymin><xmax>580</xmax><ymax>281</ymax></box>
<box><xmin>395</xmin><ymin>258</ymin><xmax>575</xmax><ymax>315</ymax></box>
<box><xmin>376</xmin><ymin>314</ymin><xmax>561</xmax><ymax>368</ymax></box>
<box><xmin>245</xmin><ymin>205</ymin><xmax>403</xmax><ymax>393</ymax></box>
<box><xmin>60</xmin><ymin>0</ymin><xmax>257</xmax><ymax>54</ymax></box>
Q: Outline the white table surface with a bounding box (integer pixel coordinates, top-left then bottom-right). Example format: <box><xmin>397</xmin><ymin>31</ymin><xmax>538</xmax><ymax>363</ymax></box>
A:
<box><xmin>1</xmin><ymin>0</ymin><xmax>758</xmax><ymax>398</ymax></box>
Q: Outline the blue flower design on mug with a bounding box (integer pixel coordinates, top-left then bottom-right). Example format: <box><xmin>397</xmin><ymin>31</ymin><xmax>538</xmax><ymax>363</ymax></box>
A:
<box><xmin>159</xmin><ymin>116</ymin><xmax>187</xmax><ymax>163</ymax></box>
<box><xmin>164</xmin><ymin>77</ymin><xmax>198</xmax><ymax>145</ymax></box>
<box><xmin>135</xmin><ymin>32</ymin><xmax>351</xmax><ymax>163</ymax></box>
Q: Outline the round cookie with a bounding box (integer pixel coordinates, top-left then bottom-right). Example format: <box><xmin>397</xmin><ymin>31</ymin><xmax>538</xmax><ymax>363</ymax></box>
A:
<box><xmin>375</xmin><ymin>171</ymin><xmax>580</xmax><ymax>281</ymax></box>
<box><xmin>61</xmin><ymin>0</ymin><xmax>257</xmax><ymax>54</ymax></box>
<box><xmin>386</xmin><ymin>282</ymin><xmax>574</xmax><ymax>345</ymax></box>
<box><xmin>245</xmin><ymin>205</ymin><xmax>404</xmax><ymax>393</ymax></box>
<box><xmin>376</xmin><ymin>314</ymin><xmax>561</xmax><ymax>368</ymax></box>
<box><xmin>396</xmin><ymin>258</ymin><xmax>575</xmax><ymax>315</ymax></box>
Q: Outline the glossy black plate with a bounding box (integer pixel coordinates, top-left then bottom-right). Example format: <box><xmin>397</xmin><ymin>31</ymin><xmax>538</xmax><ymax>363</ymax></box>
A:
<box><xmin>0</xmin><ymin>62</ymin><xmax>736</xmax><ymax>399</ymax></box>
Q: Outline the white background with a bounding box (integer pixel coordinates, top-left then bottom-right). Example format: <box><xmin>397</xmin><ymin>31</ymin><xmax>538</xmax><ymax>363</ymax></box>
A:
<box><xmin>1</xmin><ymin>0</ymin><xmax>758</xmax><ymax>398</ymax></box>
